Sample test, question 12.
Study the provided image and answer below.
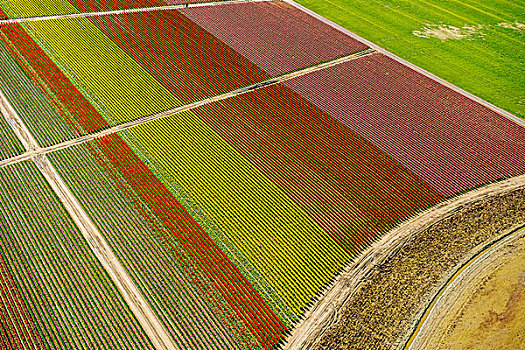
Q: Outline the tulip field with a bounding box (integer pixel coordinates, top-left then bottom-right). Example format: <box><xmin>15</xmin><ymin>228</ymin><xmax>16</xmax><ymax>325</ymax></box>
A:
<box><xmin>0</xmin><ymin>161</ymin><xmax>153</xmax><ymax>349</ymax></box>
<box><xmin>0</xmin><ymin>113</ymin><xmax>23</xmax><ymax>160</ymax></box>
<box><xmin>0</xmin><ymin>1</ymin><xmax>524</xmax><ymax>349</ymax></box>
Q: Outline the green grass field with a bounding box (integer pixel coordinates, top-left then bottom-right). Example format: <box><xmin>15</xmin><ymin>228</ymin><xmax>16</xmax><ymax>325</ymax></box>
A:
<box><xmin>298</xmin><ymin>0</ymin><xmax>524</xmax><ymax>118</ymax></box>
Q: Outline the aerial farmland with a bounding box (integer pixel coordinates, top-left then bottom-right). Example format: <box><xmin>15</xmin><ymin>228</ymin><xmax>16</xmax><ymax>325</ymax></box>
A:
<box><xmin>0</xmin><ymin>1</ymin><xmax>523</xmax><ymax>349</ymax></box>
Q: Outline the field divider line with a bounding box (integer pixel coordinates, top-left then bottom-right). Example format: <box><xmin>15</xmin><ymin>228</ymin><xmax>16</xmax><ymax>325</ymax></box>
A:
<box><xmin>0</xmin><ymin>48</ymin><xmax>377</xmax><ymax>168</ymax></box>
<box><xmin>283</xmin><ymin>0</ymin><xmax>525</xmax><ymax>128</ymax></box>
<box><xmin>0</xmin><ymin>87</ymin><xmax>179</xmax><ymax>350</ymax></box>
<box><xmin>0</xmin><ymin>0</ymin><xmax>272</xmax><ymax>24</ymax></box>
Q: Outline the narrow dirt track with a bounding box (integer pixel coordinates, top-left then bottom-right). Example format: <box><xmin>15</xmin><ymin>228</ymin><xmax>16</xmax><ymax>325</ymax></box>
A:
<box><xmin>283</xmin><ymin>173</ymin><xmax>525</xmax><ymax>350</ymax></box>
<box><xmin>0</xmin><ymin>0</ymin><xmax>271</xmax><ymax>23</ymax></box>
<box><xmin>407</xmin><ymin>227</ymin><xmax>525</xmax><ymax>349</ymax></box>
<box><xmin>0</xmin><ymin>87</ymin><xmax>177</xmax><ymax>350</ymax></box>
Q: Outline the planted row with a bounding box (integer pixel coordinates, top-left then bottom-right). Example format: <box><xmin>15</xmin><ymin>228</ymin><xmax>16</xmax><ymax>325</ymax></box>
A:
<box><xmin>0</xmin><ymin>39</ymin><xmax>79</xmax><ymax>147</ymax></box>
<box><xmin>180</xmin><ymin>2</ymin><xmax>369</xmax><ymax>75</ymax></box>
<box><xmin>193</xmin><ymin>82</ymin><xmax>444</xmax><ymax>253</ymax></box>
<box><xmin>285</xmin><ymin>53</ymin><xmax>525</xmax><ymax>196</ymax></box>
<box><xmin>0</xmin><ymin>112</ymin><xmax>23</xmax><ymax>161</ymax></box>
<box><xmin>0</xmin><ymin>161</ymin><xmax>152</xmax><ymax>348</ymax></box>
<box><xmin>50</xmin><ymin>144</ymin><xmax>247</xmax><ymax>350</ymax></box>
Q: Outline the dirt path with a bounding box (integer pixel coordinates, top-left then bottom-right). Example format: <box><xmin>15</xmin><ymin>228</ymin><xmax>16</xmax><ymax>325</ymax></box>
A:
<box><xmin>283</xmin><ymin>173</ymin><xmax>525</xmax><ymax>349</ymax></box>
<box><xmin>408</xmin><ymin>228</ymin><xmax>525</xmax><ymax>349</ymax></box>
<box><xmin>0</xmin><ymin>87</ymin><xmax>177</xmax><ymax>349</ymax></box>
<box><xmin>0</xmin><ymin>0</ymin><xmax>270</xmax><ymax>23</ymax></box>
<box><xmin>0</xmin><ymin>48</ymin><xmax>377</xmax><ymax>169</ymax></box>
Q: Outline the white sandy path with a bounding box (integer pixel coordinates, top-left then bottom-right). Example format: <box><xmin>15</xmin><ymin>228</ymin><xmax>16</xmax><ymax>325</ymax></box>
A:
<box><xmin>0</xmin><ymin>88</ymin><xmax>178</xmax><ymax>349</ymax></box>
<box><xmin>0</xmin><ymin>0</ymin><xmax>271</xmax><ymax>24</ymax></box>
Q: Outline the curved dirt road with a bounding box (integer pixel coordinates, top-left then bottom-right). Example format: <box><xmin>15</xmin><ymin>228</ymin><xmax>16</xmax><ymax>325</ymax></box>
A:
<box><xmin>283</xmin><ymin>173</ymin><xmax>525</xmax><ymax>350</ymax></box>
<box><xmin>407</xmin><ymin>226</ymin><xmax>525</xmax><ymax>349</ymax></box>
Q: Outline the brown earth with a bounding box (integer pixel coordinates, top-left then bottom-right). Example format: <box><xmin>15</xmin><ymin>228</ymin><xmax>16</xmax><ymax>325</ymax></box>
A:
<box><xmin>283</xmin><ymin>174</ymin><xmax>525</xmax><ymax>350</ymax></box>
<box><xmin>412</xmin><ymin>233</ymin><xmax>525</xmax><ymax>350</ymax></box>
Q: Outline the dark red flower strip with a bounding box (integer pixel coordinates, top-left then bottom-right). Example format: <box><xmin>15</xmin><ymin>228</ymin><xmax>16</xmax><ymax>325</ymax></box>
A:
<box><xmin>284</xmin><ymin>54</ymin><xmax>525</xmax><ymax>196</ymax></box>
<box><xmin>0</xmin><ymin>255</ymin><xmax>44</xmax><ymax>349</ymax></box>
<box><xmin>193</xmin><ymin>83</ymin><xmax>445</xmax><ymax>253</ymax></box>
<box><xmin>180</xmin><ymin>2</ymin><xmax>369</xmax><ymax>76</ymax></box>
<box><xmin>88</xmin><ymin>10</ymin><xmax>270</xmax><ymax>104</ymax></box>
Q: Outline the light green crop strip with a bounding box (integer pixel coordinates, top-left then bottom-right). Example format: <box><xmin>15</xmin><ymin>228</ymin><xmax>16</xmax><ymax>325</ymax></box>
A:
<box><xmin>0</xmin><ymin>0</ymin><xmax>79</xmax><ymax>17</ymax></box>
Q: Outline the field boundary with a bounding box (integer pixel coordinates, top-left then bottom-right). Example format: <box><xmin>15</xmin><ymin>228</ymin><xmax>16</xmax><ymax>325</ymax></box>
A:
<box><xmin>282</xmin><ymin>173</ymin><xmax>525</xmax><ymax>349</ymax></box>
<box><xmin>0</xmin><ymin>0</ymin><xmax>271</xmax><ymax>23</ymax></box>
<box><xmin>0</xmin><ymin>48</ymin><xmax>377</xmax><ymax>168</ymax></box>
<box><xmin>284</xmin><ymin>0</ymin><xmax>525</xmax><ymax>128</ymax></box>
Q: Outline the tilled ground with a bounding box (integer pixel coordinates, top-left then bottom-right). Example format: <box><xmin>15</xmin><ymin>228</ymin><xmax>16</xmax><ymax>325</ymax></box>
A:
<box><xmin>315</xmin><ymin>187</ymin><xmax>525</xmax><ymax>350</ymax></box>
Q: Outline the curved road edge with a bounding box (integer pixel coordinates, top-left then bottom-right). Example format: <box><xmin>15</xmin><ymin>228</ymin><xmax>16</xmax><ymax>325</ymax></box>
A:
<box><xmin>405</xmin><ymin>225</ymin><xmax>525</xmax><ymax>349</ymax></box>
<box><xmin>282</xmin><ymin>173</ymin><xmax>525</xmax><ymax>350</ymax></box>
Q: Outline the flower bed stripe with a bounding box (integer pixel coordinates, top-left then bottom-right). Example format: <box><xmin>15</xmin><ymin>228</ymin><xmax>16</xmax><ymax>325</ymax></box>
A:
<box><xmin>126</xmin><ymin>112</ymin><xmax>351</xmax><ymax>316</ymax></box>
<box><xmin>0</xmin><ymin>162</ymin><xmax>153</xmax><ymax>348</ymax></box>
<box><xmin>88</xmin><ymin>10</ymin><xmax>270</xmax><ymax>104</ymax></box>
<box><xmin>192</xmin><ymin>83</ymin><xmax>445</xmax><ymax>253</ymax></box>
<box><xmin>284</xmin><ymin>53</ymin><xmax>525</xmax><ymax>196</ymax></box>
<box><xmin>180</xmin><ymin>2</ymin><xmax>369</xmax><ymax>75</ymax></box>
<box><xmin>0</xmin><ymin>255</ymin><xmax>44</xmax><ymax>350</ymax></box>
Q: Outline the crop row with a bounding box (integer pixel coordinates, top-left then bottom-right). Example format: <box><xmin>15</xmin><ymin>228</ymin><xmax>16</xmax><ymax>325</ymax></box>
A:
<box><xmin>193</xmin><ymin>83</ymin><xmax>445</xmax><ymax>253</ymax></box>
<box><xmin>285</xmin><ymin>53</ymin><xmax>525</xmax><ymax>196</ymax></box>
<box><xmin>0</xmin><ymin>0</ymin><xmax>222</xmax><ymax>18</ymax></box>
<box><xmin>0</xmin><ymin>253</ymin><xmax>43</xmax><ymax>350</ymax></box>
<box><xmin>0</xmin><ymin>38</ymin><xmax>79</xmax><ymax>147</ymax></box>
<box><xmin>126</xmin><ymin>111</ymin><xmax>351</xmax><ymax>316</ymax></box>
<box><xmin>0</xmin><ymin>161</ymin><xmax>152</xmax><ymax>348</ymax></box>
<box><xmin>88</xmin><ymin>10</ymin><xmax>269</xmax><ymax>104</ymax></box>
<box><xmin>0</xmin><ymin>113</ymin><xmax>23</xmax><ymax>161</ymax></box>
<box><xmin>180</xmin><ymin>2</ymin><xmax>369</xmax><ymax>76</ymax></box>
<box><xmin>49</xmin><ymin>145</ymin><xmax>244</xmax><ymax>350</ymax></box>
<box><xmin>88</xmin><ymin>133</ymin><xmax>287</xmax><ymax>350</ymax></box>
<box><xmin>67</xmin><ymin>0</ymin><xmax>222</xmax><ymax>13</ymax></box>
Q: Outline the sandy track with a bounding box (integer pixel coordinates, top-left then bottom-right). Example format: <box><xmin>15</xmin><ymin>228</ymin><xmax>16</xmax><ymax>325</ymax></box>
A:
<box><xmin>283</xmin><ymin>173</ymin><xmax>525</xmax><ymax>349</ymax></box>
<box><xmin>0</xmin><ymin>0</ymin><xmax>271</xmax><ymax>24</ymax></box>
<box><xmin>0</xmin><ymin>88</ymin><xmax>177</xmax><ymax>349</ymax></box>
<box><xmin>408</xmin><ymin>227</ymin><xmax>525</xmax><ymax>349</ymax></box>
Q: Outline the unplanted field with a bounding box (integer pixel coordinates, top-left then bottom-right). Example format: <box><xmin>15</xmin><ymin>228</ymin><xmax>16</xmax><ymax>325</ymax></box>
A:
<box><xmin>413</xmin><ymin>233</ymin><xmax>525</xmax><ymax>350</ymax></box>
<box><xmin>313</xmin><ymin>185</ymin><xmax>525</xmax><ymax>350</ymax></box>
